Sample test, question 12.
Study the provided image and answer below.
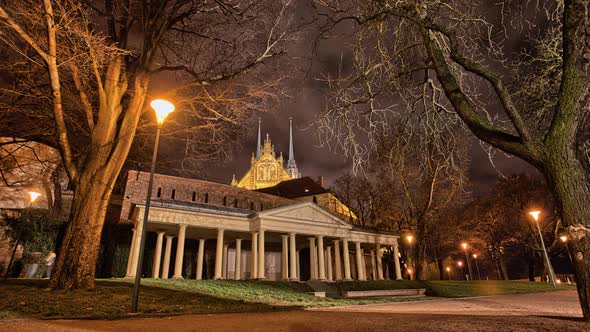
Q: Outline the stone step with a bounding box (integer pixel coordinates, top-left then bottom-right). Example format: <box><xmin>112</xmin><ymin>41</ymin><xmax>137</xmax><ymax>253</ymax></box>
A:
<box><xmin>342</xmin><ymin>288</ymin><xmax>426</xmax><ymax>298</ymax></box>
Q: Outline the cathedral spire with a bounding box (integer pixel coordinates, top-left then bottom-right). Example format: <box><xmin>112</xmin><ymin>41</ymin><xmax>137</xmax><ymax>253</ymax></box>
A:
<box><xmin>256</xmin><ymin>118</ymin><xmax>261</xmax><ymax>159</ymax></box>
<box><xmin>286</xmin><ymin>117</ymin><xmax>299</xmax><ymax>178</ymax></box>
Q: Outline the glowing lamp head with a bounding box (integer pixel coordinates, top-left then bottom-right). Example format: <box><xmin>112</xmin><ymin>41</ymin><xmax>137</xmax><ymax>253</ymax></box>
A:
<box><xmin>150</xmin><ymin>99</ymin><xmax>175</xmax><ymax>125</ymax></box>
<box><xmin>529</xmin><ymin>210</ymin><xmax>541</xmax><ymax>222</ymax></box>
<box><xmin>407</xmin><ymin>268</ymin><xmax>412</xmax><ymax>274</ymax></box>
<box><xmin>560</xmin><ymin>235</ymin><xmax>567</xmax><ymax>243</ymax></box>
<box><xmin>28</xmin><ymin>191</ymin><xmax>41</xmax><ymax>203</ymax></box>
<box><xmin>472</xmin><ymin>254</ymin><xmax>477</xmax><ymax>259</ymax></box>
<box><xmin>461</xmin><ymin>243</ymin><xmax>468</xmax><ymax>250</ymax></box>
<box><xmin>446</xmin><ymin>267</ymin><xmax>450</xmax><ymax>272</ymax></box>
<box><xmin>458</xmin><ymin>261</ymin><xmax>463</xmax><ymax>267</ymax></box>
<box><xmin>406</xmin><ymin>235</ymin><xmax>413</xmax><ymax>243</ymax></box>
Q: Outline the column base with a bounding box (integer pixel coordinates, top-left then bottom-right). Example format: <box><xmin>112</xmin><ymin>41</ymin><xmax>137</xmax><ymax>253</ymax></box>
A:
<box><xmin>172</xmin><ymin>276</ymin><xmax>184</xmax><ymax>279</ymax></box>
<box><xmin>289</xmin><ymin>278</ymin><xmax>299</xmax><ymax>282</ymax></box>
<box><xmin>256</xmin><ymin>277</ymin><xmax>266</xmax><ymax>280</ymax></box>
<box><xmin>124</xmin><ymin>275</ymin><xmax>135</xmax><ymax>279</ymax></box>
<box><xmin>343</xmin><ymin>278</ymin><xmax>353</xmax><ymax>281</ymax></box>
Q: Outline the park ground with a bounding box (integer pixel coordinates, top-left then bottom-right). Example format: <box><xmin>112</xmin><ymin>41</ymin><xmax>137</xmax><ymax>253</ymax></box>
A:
<box><xmin>0</xmin><ymin>279</ymin><xmax>587</xmax><ymax>331</ymax></box>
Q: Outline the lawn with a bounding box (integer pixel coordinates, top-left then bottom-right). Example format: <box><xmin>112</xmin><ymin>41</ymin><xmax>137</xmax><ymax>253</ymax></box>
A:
<box><xmin>0</xmin><ymin>279</ymin><xmax>422</xmax><ymax>319</ymax></box>
<box><xmin>333</xmin><ymin>280</ymin><xmax>576</xmax><ymax>297</ymax></box>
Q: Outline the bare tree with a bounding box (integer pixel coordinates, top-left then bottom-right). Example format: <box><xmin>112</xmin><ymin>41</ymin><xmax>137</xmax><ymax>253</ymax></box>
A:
<box><xmin>314</xmin><ymin>0</ymin><xmax>590</xmax><ymax>319</ymax></box>
<box><xmin>0</xmin><ymin>0</ymin><xmax>295</xmax><ymax>289</ymax></box>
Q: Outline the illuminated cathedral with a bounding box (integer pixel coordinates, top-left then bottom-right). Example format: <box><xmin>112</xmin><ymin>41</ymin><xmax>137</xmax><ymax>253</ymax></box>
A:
<box><xmin>231</xmin><ymin>117</ymin><xmax>300</xmax><ymax>190</ymax></box>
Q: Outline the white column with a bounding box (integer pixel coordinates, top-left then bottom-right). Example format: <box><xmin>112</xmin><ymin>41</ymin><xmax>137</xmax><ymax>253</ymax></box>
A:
<box><xmin>222</xmin><ymin>244</ymin><xmax>229</xmax><ymax>279</ymax></box>
<box><xmin>296</xmin><ymin>250</ymin><xmax>300</xmax><ymax>280</ymax></box>
<box><xmin>235</xmin><ymin>239</ymin><xmax>242</xmax><ymax>280</ymax></box>
<box><xmin>162</xmin><ymin>235</ymin><xmax>173</xmax><ymax>279</ymax></box>
<box><xmin>173</xmin><ymin>224</ymin><xmax>187</xmax><ymax>279</ymax></box>
<box><xmin>376</xmin><ymin>244</ymin><xmax>384</xmax><ymax>280</ymax></box>
<box><xmin>214</xmin><ymin>228</ymin><xmax>224</xmax><ymax>279</ymax></box>
<box><xmin>126</xmin><ymin>229</ymin><xmax>137</xmax><ymax>277</ymax></box>
<box><xmin>152</xmin><ymin>231</ymin><xmax>165</xmax><ymax>278</ymax></box>
<box><xmin>281</xmin><ymin>235</ymin><xmax>289</xmax><ymax>280</ymax></box>
<box><xmin>355</xmin><ymin>242</ymin><xmax>365</xmax><ymax>281</ymax></box>
<box><xmin>326</xmin><ymin>246</ymin><xmax>333</xmax><ymax>281</ymax></box>
<box><xmin>333</xmin><ymin>240</ymin><xmax>342</xmax><ymax>280</ymax></box>
<box><xmin>289</xmin><ymin>233</ymin><xmax>297</xmax><ymax>280</ymax></box>
<box><xmin>342</xmin><ymin>240</ymin><xmax>352</xmax><ymax>280</ymax></box>
<box><xmin>257</xmin><ymin>229</ymin><xmax>265</xmax><ymax>279</ymax></box>
<box><xmin>393</xmin><ymin>241</ymin><xmax>402</xmax><ymax>280</ymax></box>
<box><xmin>370</xmin><ymin>250</ymin><xmax>377</xmax><ymax>280</ymax></box>
<box><xmin>309</xmin><ymin>237</ymin><xmax>317</xmax><ymax>280</ymax></box>
<box><xmin>128</xmin><ymin>222</ymin><xmax>143</xmax><ymax>277</ymax></box>
<box><xmin>361</xmin><ymin>250</ymin><xmax>367</xmax><ymax>280</ymax></box>
<box><xmin>196</xmin><ymin>239</ymin><xmax>205</xmax><ymax>280</ymax></box>
<box><xmin>250</xmin><ymin>232</ymin><xmax>258</xmax><ymax>279</ymax></box>
<box><xmin>317</xmin><ymin>236</ymin><xmax>326</xmax><ymax>280</ymax></box>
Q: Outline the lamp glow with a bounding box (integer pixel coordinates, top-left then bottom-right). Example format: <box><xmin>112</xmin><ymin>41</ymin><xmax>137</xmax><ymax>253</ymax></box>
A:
<box><xmin>446</xmin><ymin>267</ymin><xmax>450</xmax><ymax>272</ymax></box>
<box><xmin>560</xmin><ymin>235</ymin><xmax>567</xmax><ymax>243</ymax></box>
<box><xmin>458</xmin><ymin>261</ymin><xmax>463</xmax><ymax>267</ymax></box>
<box><xmin>150</xmin><ymin>99</ymin><xmax>175</xmax><ymax>125</ymax></box>
<box><xmin>472</xmin><ymin>254</ymin><xmax>477</xmax><ymax>259</ymax></box>
<box><xmin>28</xmin><ymin>191</ymin><xmax>41</xmax><ymax>203</ymax></box>
<box><xmin>529</xmin><ymin>210</ymin><xmax>541</xmax><ymax>222</ymax></box>
<box><xmin>461</xmin><ymin>242</ymin><xmax>468</xmax><ymax>250</ymax></box>
<box><xmin>406</xmin><ymin>235</ymin><xmax>413</xmax><ymax>243</ymax></box>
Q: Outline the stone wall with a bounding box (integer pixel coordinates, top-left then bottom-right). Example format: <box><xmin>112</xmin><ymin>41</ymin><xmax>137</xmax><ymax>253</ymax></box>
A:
<box><xmin>120</xmin><ymin>170</ymin><xmax>295</xmax><ymax>223</ymax></box>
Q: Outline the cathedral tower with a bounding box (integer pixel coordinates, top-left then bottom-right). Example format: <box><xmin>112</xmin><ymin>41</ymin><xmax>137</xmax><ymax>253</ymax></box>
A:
<box><xmin>286</xmin><ymin>117</ymin><xmax>300</xmax><ymax>179</ymax></box>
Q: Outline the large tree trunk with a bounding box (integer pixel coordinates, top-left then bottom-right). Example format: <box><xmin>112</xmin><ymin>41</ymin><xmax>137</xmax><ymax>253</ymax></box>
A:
<box><xmin>49</xmin><ymin>69</ymin><xmax>149</xmax><ymax>289</ymax></box>
<box><xmin>49</xmin><ymin>170</ymin><xmax>114</xmax><ymax>289</ymax></box>
<box><xmin>415</xmin><ymin>219</ymin><xmax>427</xmax><ymax>280</ymax></box>
<box><xmin>544</xmin><ymin>149</ymin><xmax>590</xmax><ymax>319</ymax></box>
<box><xmin>499</xmin><ymin>254</ymin><xmax>509</xmax><ymax>280</ymax></box>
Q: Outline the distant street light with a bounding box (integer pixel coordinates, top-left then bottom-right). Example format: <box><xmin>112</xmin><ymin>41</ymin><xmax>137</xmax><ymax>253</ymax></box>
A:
<box><xmin>446</xmin><ymin>266</ymin><xmax>451</xmax><ymax>280</ymax></box>
<box><xmin>560</xmin><ymin>234</ymin><xmax>574</xmax><ymax>265</ymax></box>
<box><xmin>458</xmin><ymin>261</ymin><xmax>464</xmax><ymax>281</ymax></box>
<box><xmin>406</xmin><ymin>235</ymin><xmax>414</xmax><ymax>280</ymax></box>
<box><xmin>4</xmin><ymin>191</ymin><xmax>42</xmax><ymax>279</ymax></box>
<box><xmin>407</xmin><ymin>268</ymin><xmax>413</xmax><ymax>280</ymax></box>
<box><xmin>472</xmin><ymin>254</ymin><xmax>481</xmax><ymax>280</ymax></box>
<box><xmin>131</xmin><ymin>99</ymin><xmax>175</xmax><ymax>312</ymax></box>
<box><xmin>461</xmin><ymin>242</ymin><xmax>473</xmax><ymax>281</ymax></box>
<box><xmin>529</xmin><ymin>210</ymin><xmax>557</xmax><ymax>288</ymax></box>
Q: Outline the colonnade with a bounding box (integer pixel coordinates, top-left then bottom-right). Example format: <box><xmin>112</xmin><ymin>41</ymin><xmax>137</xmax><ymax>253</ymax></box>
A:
<box><xmin>125</xmin><ymin>224</ymin><xmax>403</xmax><ymax>281</ymax></box>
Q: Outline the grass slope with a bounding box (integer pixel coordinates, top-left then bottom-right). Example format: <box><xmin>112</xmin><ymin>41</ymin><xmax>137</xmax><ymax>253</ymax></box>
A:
<box><xmin>333</xmin><ymin>280</ymin><xmax>576</xmax><ymax>297</ymax></box>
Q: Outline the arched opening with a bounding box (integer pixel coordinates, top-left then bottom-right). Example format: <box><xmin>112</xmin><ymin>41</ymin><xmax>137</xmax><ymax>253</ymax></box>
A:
<box><xmin>171</xmin><ymin>189</ymin><xmax>176</xmax><ymax>199</ymax></box>
<box><xmin>192</xmin><ymin>191</ymin><xmax>197</xmax><ymax>202</ymax></box>
<box><xmin>156</xmin><ymin>187</ymin><xmax>162</xmax><ymax>198</ymax></box>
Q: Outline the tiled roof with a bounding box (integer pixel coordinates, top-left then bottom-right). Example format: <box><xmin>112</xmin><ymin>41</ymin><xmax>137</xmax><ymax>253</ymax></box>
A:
<box><xmin>255</xmin><ymin>177</ymin><xmax>328</xmax><ymax>199</ymax></box>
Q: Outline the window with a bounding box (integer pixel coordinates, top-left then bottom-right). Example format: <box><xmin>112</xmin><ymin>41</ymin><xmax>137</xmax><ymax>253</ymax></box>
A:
<box><xmin>313</xmin><ymin>196</ymin><xmax>318</xmax><ymax>204</ymax></box>
<box><xmin>260</xmin><ymin>203</ymin><xmax>264</xmax><ymax>211</ymax></box>
<box><xmin>223</xmin><ymin>196</ymin><xmax>227</xmax><ymax>206</ymax></box>
<box><xmin>192</xmin><ymin>191</ymin><xmax>197</xmax><ymax>202</ymax></box>
<box><xmin>156</xmin><ymin>187</ymin><xmax>162</xmax><ymax>198</ymax></box>
<box><xmin>171</xmin><ymin>189</ymin><xmax>176</xmax><ymax>199</ymax></box>
<box><xmin>204</xmin><ymin>193</ymin><xmax>209</xmax><ymax>203</ymax></box>
<box><xmin>250</xmin><ymin>202</ymin><xmax>255</xmax><ymax>210</ymax></box>
<box><xmin>234</xmin><ymin>199</ymin><xmax>238</xmax><ymax>208</ymax></box>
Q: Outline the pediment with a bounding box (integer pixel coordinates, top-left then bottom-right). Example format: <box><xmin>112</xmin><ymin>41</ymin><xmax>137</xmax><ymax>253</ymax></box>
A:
<box><xmin>258</xmin><ymin>202</ymin><xmax>351</xmax><ymax>228</ymax></box>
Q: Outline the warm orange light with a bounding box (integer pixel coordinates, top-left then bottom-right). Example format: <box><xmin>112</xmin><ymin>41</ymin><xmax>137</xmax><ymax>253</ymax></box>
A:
<box><xmin>529</xmin><ymin>210</ymin><xmax>541</xmax><ymax>222</ymax></box>
<box><xmin>406</xmin><ymin>235</ymin><xmax>413</xmax><ymax>244</ymax></box>
<box><xmin>472</xmin><ymin>254</ymin><xmax>478</xmax><ymax>259</ymax></box>
<box><xmin>150</xmin><ymin>99</ymin><xmax>175</xmax><ymax>125</ymax></box>
<box><xmin>556</xmin><ymin>279</ymin><xmax>561</xmax><ymax>284</ymax></box>
<box><xmin>461</xmin><ymin>243</ymin><xmax>468</xmax><ymax>250</ymax></box>
<box><xmin>560</xmin><ymin>235</ymin><xmax>567</xmax><ymax>243</ymax></box>
<box><xmin>446</xmin><ymin>267</ymin><xmax>451</xmax><ymax>272</ymax></box>
<box><xmin>28</xmin><ymin>191</ymin><xmax>41</xmax><ymax>203</ymax></box>
<box><xmin>407</xmin><ymin>269</ymin><xmax>413</xmax><ymax>274</ymax></box>
<box><xmin>458</xmin><ymin>261</ymin><xmax>463</xmax><ymax>267</ymax></box>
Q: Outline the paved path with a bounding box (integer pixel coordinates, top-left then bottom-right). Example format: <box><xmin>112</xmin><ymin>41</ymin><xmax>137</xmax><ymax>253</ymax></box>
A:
<box><xmin>1</xmin><ymin>291</ymin><xmax>587</xmax><ymax>332</ymax></box>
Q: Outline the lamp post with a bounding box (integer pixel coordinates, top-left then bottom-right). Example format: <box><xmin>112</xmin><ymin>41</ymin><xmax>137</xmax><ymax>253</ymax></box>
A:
<box><xmin>4</xmin><ymin>191</ymin><xmax>42</xmax><ymax>279</ymax></box>
<box><xmin>458</xmin><ymin>261</ymin><xmax>464</xmax><ymax>281</ymax></box>
<box><xmin>529</xmin><ymin>211</ymin><xmax>557</xmax><ymax>288</ymax></box>
<box><xmin>472</xmin><ymin>254</ymin><xmax>481</xmax><ymax>280</ymax></box>
<box><xmin>446</xmin><ymin>266</ymin><xmax>451</xmax><ymax>280</ymax></box>
<box><xmin>560</xmin><ymin>235</ymin><xmax>574</xmax><ymax>265</ymax></box>
<box><xmin>131</xmin><ymin>99</ymin><xmax>175</xmax><ymax>312</ymax></box>
<box><xmin>461</xmin><ymin>242</ymin><xmax>473</xmax><ymax>281</ymax></box>
<box><xmin>406</xmin><ymin>235</ymin><xmax>413</xmax><ymax>280</ymax></box>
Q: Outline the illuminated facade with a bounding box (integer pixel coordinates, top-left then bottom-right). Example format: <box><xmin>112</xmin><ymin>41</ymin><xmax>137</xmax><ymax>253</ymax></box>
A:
<box><xmin>232</xmin><ymin>119</ymin><xmax>300</xmax><ymax>190</ymax></box>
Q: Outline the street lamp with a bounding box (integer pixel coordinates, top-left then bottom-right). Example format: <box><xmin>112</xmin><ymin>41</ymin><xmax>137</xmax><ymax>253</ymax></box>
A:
<box><xmin>458</xmin><ymin>261</ymin><xmax>464</xmax><ymax>280</ymax></box>
<box><xmin>4</xmin><ymin>191</ymin><xmax>42</xmax><ymax>279</ymax></box>
<box><xmin>529</xmin><ymin>210</ymin><xmax>557</xmax><ymax>288</ymax></box>
<box><xmin>446</xmin><ymin>266</ymin><xmax>451</xmax><ymax>280</ymax></box>
<box><xmin>407</xmin><ymin>268</ymin><xmax>413</xmax><ymax>280</ymax></box>
<box><xmin>461</xmin><ymin>242</ymin><xmax>473</xmax><ymax>281</ymax></box>
<box><xmin>406</xmin><ymin>235</ymin><xmax>413</xmax><ymax>280</ymax></box>
<box><xmin>472</xmin><ymin>254</ymin><xmax>481</xmax><ymax>280</ymax></box>
<box><xmin>560</xmin><ymin>234</ymin><xmax>574</xmax><ymax>265</ymax></box>
<box><xmin>131</xmin><ymin>99</ymin><xmax>175</xmax><ymax>312</ymax></box>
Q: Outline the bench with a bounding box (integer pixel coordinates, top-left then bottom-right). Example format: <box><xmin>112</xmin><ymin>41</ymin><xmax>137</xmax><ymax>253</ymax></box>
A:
<box><xmin>342</xmin><ymin>288</ymin><xmax>426</xmax><ymax>298</ymax></box>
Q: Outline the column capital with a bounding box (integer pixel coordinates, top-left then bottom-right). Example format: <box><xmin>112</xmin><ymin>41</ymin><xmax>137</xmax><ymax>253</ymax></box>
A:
<box><xmin>179</xmin><ymin>224</ymin><xmax>188</xmax><ymax>230</ymax></box>
<box><xmin>157</xmin><ymin>230</ymin><xmax>166</xmax><ymax>235</ymax></box>
<box><xmin>235</xmin><ymin>238</ymin><xmax>242</xmax><ymax>243</ymax></box>
<box><xmin>317</xmin><ymin>235</ymin><xmax>324</xmax><ymax>239</ymax></box>
<box><xmin>281</xmin><ymin>234</ymin><xmax>289</xmax><ymax>238</ymax></box>
<box><xmin>166</xmin><ymin>235</ymin><xmax>174</xmax><ymax>240</ymax></box>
